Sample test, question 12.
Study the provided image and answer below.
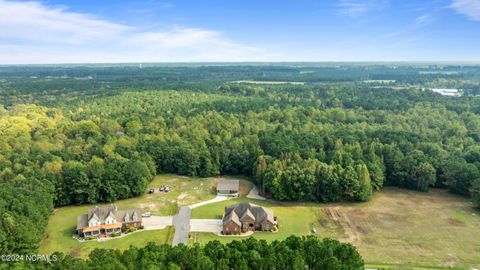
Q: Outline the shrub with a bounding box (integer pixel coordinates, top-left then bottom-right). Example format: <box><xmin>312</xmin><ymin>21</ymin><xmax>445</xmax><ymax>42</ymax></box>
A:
<box><xmin>126</xmin><ymin>226</ymin><xmax>137</xmax><ymax>233</ymax></box>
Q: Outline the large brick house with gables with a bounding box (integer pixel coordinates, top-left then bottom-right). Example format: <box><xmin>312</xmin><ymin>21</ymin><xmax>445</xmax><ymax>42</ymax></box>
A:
<box><xmin>76</xmin><ymin>205</ymin><xmax>142</xmax><ymax>238</ymax></box>
<box><xmin>222</xmin><ymin>203</ymin><xmax>276</xmax><ymax>235</ymax></box>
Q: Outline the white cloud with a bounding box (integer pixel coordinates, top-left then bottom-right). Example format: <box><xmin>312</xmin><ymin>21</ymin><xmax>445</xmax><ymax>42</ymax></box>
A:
<box><xmin>125</xmin><ymin>28</ymin><xmax>268</xmax><ymax>62</ymax></box>
<box><xmin>337</xmin><ymin>1</ymin><xmax>369</xmax><ymax>17</ymax></box>
<box><xmin>0</xmin><ymin>0</ymin><xmax>274</xmax><ymax>63</ymax></box>
<box><xmin>416</xmin><ymin>14</ymin><xmax>433</xmax><ymax>26</ymax></box>
<box><xmin>130</xmin><ymin>28</ymin><xmax>227</xmax><ymax>49</ymax></box>
<box><xmin>0</xmin><ymin>0</ymin><xmax>129</xmax><ymax>44</ymax></box>
<box><xmin>336</xmin><ymin>0</ymin><xmax>389</xmax><ymax>17</ymax></box>
<box><xmin>450</xmin><ymin>0</ymin><xmax>480</xmax><ymax>21</ymax></box>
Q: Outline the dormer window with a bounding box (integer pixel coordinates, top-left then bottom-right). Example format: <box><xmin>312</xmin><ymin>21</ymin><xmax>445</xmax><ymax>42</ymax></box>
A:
<box><xmin>88</xmin><ymin>217</ymin><xmax>99</xmax><ymax>227</ymax></box>
<box><xmin>105</xmin><ymin>212</ymin><xmax>116</xmax><ymax>224</ymax></box>
<box><xmin>88</xmin><ymin>213</ymin><xmax>100</xmax><ymax>227</ymax></box>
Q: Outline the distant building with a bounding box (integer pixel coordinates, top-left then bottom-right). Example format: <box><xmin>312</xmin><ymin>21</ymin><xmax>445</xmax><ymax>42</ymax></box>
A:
<box><xmin>222</xmin><ymin>203</ymin><xmax>276</xmax><ymax>235</ymax></box>
<box><xmin>216</xmin><ymin>179</ymin><xmax>240</xmax><ymax>197</ymax></box>
<box><xmin>76</xmin><ymin>205</ymin><xmax>142</xmax><ymax>238</ymax></box>
<box><xmin>429</xmin><ymin>88</ymin><xmax>462</xmax><ymax>97</ymax></box>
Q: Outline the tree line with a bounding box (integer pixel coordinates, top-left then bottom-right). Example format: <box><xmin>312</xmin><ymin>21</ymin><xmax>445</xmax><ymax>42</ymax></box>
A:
<box><xmin>2</xmin><ymin>236</ymin><xmax>364</xmax><ymax>270</ymax></box>
<box><xmin>2</xmin><ymin>72</ymin><xmax>480</xmax><ymax>255</ymax></box>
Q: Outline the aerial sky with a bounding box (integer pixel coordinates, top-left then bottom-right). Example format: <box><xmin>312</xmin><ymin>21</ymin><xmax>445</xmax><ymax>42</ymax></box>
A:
<box><xmin>0</xmin><ymin>0</ymin><xmax>479</xmax><ymax>64</ymax></box>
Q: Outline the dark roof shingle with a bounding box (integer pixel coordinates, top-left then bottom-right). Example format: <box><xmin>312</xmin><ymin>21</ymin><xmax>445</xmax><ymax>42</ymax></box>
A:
<box><xmin>217</xmin><ymin>179</ymin><xmax>240</xmax><ymax>191</ymax></box>
<box><xmin>222</xmin><ymin>203</ymin><xmax>274</xmax><ymax>226</ymax></box>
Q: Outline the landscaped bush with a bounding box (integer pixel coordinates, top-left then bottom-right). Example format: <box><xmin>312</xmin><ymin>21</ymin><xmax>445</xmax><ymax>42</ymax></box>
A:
<box><xmin>125</xmin><ymin>227</ymin><xmax>137</xmax><ymax>234</ymax></box>
<box><xmin>110</xmin><ymin>232</ymin><xmax>119</xmax><ymax>237</ymax></box>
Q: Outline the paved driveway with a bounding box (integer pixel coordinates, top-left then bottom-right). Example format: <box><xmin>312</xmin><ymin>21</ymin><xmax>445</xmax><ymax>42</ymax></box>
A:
<box><xmin>247</xmin><ymin>185</ymin><xmax>266</xmax><ymax>200</ymax></box>
<box><xmin>172</xmin><ymin>206</ymin><xmax>191</xmax><ymax>246</ymax></box>
<box><xmin>189</xmin><ymin>196</ymin><xmax>228</xmax><ymax>209</ymax></box>
<box><xmin>142</xmin><ymin>216</ymin><xmax>173</xmax><ymax>230</ymax></box>
<box><xmin>190</xmin><ymin>219</ymin><xmax>222</xmax><ymax>233</ymax></box>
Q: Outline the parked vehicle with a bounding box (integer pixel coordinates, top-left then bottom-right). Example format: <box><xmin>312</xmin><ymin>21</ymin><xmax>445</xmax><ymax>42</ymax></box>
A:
<box><xmin>147</xmin><ymin>189</ymin><xmax>154</xmax><ymax>194</ymax></box>
<box><xmin>142</xmin><ymin>212</ymin><xmax>151</xmax><ymax>217</ymax></box>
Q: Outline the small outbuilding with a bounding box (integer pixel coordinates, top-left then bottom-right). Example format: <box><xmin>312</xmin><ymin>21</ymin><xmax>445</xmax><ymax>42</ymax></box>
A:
<box><xmin>216</xmin><ymin>179</ymin><xmax>240</xmax><ymax>197</ymax></box>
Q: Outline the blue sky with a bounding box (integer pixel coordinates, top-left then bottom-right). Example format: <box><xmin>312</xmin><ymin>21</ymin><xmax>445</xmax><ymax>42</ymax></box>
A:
<box><xmin>0</xmin><ymin>0</ymin><xmax>479</xmax><ymax>63</ymax></box>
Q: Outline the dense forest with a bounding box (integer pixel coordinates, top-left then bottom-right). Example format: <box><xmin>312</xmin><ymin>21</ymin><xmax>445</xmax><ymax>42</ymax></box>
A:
<box><xmin>1</xmin><ymin>64</ymin><xmax>480</xmax><ymax>258</ymax></box>
<box><xmin>1</xmin><ymin>236</ymin><xmax>363</xmax><ymax>270</ymax></box>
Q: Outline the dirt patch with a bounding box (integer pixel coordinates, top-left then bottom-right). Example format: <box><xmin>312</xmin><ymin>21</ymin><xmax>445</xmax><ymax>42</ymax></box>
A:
<box><xmin>321</xmin><ymin>207</ymin><xmax>359</xmax><ymax>242</ymax></box>
<box><xmin>139</xmin><ymin>203</ymin><xmax>156</xmax><ymax>209</ymax></box>
<box><xmin>443</xmin><ymin>254</ymin><xmax>459</xmax><ymax>267</ymax></box>
<box><xmin>350</xmin><ymin>208</ymin><xmax>366</xmax><ymax>216</ymax></box>
<box><xmin>446</xmin><ymin>218</ymin><xmax>466</xmax><ymax>227</ymax></box>
<box><xmin>314</xmin><ymin>188</ymin><xmax>480</xmax><ymax>267</ymax></box>
<box><xmin>355</xmin><ymin>225</ymin><xmax>370</xmax><ymax>234</ymax></box>
<box><xmin>177</xmin><ymin>192</ymin><xmax>188</xmax><ymax>200</ymax></box>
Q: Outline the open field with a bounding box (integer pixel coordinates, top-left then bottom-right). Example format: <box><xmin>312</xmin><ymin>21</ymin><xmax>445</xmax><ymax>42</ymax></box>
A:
<box><xmin>363</xmin><ymin>79</ymin><xmax>396</xmax><ymax>83</ymax></box>
<box><xmin>191</xmin><ymin>187</ymin><xmax>480</xmax><ymax>269</ymax></box>
<box><xmin>40</xmin><ymin>173</ymin><xmax>480</xmax><ymax>268</ymax></box>
<box><xmin>232</xmin><ymin>80</ymin><xmax>305</xmax><ymax>85</ymax></box>
<box><xmin>94</xmin><ymin>174</ymin><xmax>217</xmax><ymax>216</ymax></box>
<box><xmin>39</xmin><ymin>174</ymin><xmax>215</xmax><ymax>257</ymax></box>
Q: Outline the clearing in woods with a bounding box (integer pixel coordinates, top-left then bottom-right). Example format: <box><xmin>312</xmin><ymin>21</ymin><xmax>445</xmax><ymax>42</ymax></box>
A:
<box><xmin>39</xmin><ymin>174</ymin><xmax>216</xmax><ymax>257</ymax></box>
<box><xmin>191</xmin><ymin>187</ymin><xmax>480</xmax><ymax>269</ymax></box>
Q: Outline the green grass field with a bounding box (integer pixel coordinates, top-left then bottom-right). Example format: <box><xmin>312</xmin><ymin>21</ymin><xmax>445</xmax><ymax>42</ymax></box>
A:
<box><xmin>40</xmin><ymin>174</ymin><xmax>480</xmax><ymax>268</ymax></box>
<box><xmin>40</xmin><ymin>225</ymin><xmax>174</xmax><ymax>258</ymax></box>
<box><xmin>191</xmin><ymin>187</ymin><xmax>480</xmax><ymax>269</ymax></box>
<box><xmin>191</xmin><ymin>197</ymin><xmax>317</xmax><ymax>242</ymax></box>
<box><xmin>39</xmin><ymin>174</ymin><xmax>215</xmax><ymax>257</ymax></box>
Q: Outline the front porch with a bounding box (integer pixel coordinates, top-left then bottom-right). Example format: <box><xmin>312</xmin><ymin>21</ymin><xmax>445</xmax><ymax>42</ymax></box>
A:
<box><xmin>82</xmin><ymin>225</ymin><xmax>122</xmax><ymax>238</ymax></box>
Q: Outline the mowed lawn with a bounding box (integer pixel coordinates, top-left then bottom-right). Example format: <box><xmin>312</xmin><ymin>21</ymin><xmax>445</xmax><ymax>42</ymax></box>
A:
<box><xmin>191</xmin><ymin>197</ymin><xmax>317</xmax><ymax>242</ymax></box>
<box><xmin>39</xmin><ymin>174</ymin><xmax>216</xmax><ymax>258</ymax></box>
<box><xmin>41</xmin><ymin>226</ymin><xmax>174</xmax><ymax>258</ymax></box>
<box><xmin>191</xmin><ymin>187</ymin><xmax>480</xmax><ymax>269</ymax></box>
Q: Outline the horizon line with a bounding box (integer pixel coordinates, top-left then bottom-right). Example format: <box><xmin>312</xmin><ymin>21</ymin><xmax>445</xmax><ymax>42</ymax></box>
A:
<box><xmin>2</xmin><ymin>60</ymin><xmax>480</xmax><ymax>66</ymax></box>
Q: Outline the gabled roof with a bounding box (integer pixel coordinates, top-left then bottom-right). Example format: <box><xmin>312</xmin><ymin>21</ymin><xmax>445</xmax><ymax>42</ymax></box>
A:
<box><xmin>89</xmin><ymin>213</ymin><xmax>100</xmax><ymax>223</ymax></box>
<box><xmin>105</xmin><ymin>211</ymin><xmax>116</xmax><ymax>221</ymax></box>
<box><xmin>88</xmin><ymin>205</ymin><xmax>117</xmax><ymax>222</ymax></box>
<box><xmin>222</xmin><ymin>203</ymin><xmax>274</xmax><ymax>226</ymax></box>
<box><xmin>239</xmin><ymin>208</ymin><xmax>255</xmax><ymax>222</ymax></box>
<box><xmin>217</xmin><ymin>179</ymin><xmax>240</xmax><ymax>191</ymax></box>
<box><xmin>223</xmin><ymin>209</ymin><xmax>241</xmax><ymax>226</ymax></box>
<box><xmin>77</xmin><ymin>205</ymin><xmax>142</xmax><ymax>230</ymax></box>
<box><xmin>116</xmin><ymin>209</ymin><xmax>142</xmax><ymax>223</ymax></box>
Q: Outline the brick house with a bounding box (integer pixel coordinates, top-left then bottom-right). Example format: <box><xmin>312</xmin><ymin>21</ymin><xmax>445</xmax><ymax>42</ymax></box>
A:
<box><xmin>76</xmin><ymin>205</ymin><xmax>142</xmax><ymax>238</ymax></box>
<box><xmin>222</xmin><ymin>203</ymin><xmax>276</xmax><ymax>235</ymax></box>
